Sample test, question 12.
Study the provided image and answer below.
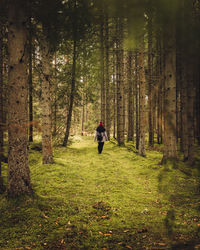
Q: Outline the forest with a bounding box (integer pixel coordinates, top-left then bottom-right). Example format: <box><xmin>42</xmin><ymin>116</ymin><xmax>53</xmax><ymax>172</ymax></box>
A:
<box><xmin>0</xmin><ymin>0</ymin><xmax>200</xmax><ymax>249</ymax></box>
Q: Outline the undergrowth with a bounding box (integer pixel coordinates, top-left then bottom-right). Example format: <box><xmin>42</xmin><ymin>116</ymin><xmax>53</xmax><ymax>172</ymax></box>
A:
<box><xmin>0</xmin><ymin>136</ymin><xmax>200</xmax><ymax>249</ymax></box>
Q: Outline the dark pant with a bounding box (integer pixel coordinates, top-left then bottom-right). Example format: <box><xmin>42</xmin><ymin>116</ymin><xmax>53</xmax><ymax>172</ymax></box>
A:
<box><xmin>98</xmin><ymin>142</ymin><xmax>104</xmax><ymax>154</ymax></box>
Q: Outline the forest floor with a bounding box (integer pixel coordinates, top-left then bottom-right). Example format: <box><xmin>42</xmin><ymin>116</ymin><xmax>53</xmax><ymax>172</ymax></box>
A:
<box><xmin>0</xmin><ymin>136</ymin><xmax>200</xmax><ymax>249</ymax></box>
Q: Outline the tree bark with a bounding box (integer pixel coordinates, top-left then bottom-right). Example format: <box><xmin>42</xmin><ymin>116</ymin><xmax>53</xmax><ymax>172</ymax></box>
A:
<box><xmin>148</xmin><ymin>14</ymin><xmax>154</xmax><ymax>147</ymax></box>
<box><xmin>0</xmin><ymin>24</ymin><xmax>4</xmax><ymax>191</ymax></box>
<box><xmin>105</xmin><ymin>14</ymin><xmax>110</xmax><ymax>140</ymax></box>
<box><xmin>28</xmin><ymin>15</ymin><xmax>33</xmax><ymax>142</ymax></box>
<box><xmin>63</xmin><ymin>38</ymin><xmax>77</xmax><ymax>146</ymax></box>
<box><xmin>41</xmin><ymin>36</ymin><xmax>53</xmax><ymax>164</ymax></box>
<box><xmin>135</xmin><ymin>52</ymin><xmax>139</xmax><ymax>150</ymax></box>
<box><xmin>100</xmin><ymin>14</ymin><xmax>105</xmax><ymax>126</ymax></box>
<box><xmin>162</xmin><ymin>22</ymin><xmax>178</xmax><ymax>162</ymax></box>
<box><xmin>127</xmin><ymin>50</ymin><xmax>134</xmax><ymax>141</ymax></box>
<box><xmin>116</xmin><ymin>18</ymin><xmax>124</xmax><ymax>146</ymax></box>
<box><xmin>138</xmin><ymin>38</ymin><xmax>146</xmax><ymax>157</ymax></box>
<box><xmin>7</xmin><ymin>0</ymin><xmax>32</xmax><ymax>196</ymax></box>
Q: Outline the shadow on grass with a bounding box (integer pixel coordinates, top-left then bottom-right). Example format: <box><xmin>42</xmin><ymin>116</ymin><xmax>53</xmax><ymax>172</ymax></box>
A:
<box><xmin>158</xmin><ymin>160</ymin><xmax>200</xmax><ymax>248</ymax></box>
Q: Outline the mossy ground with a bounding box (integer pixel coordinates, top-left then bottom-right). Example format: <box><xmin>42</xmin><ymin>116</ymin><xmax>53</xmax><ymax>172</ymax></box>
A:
<box><xmin>0</xmin><ymin>136</ymin><xmax>200</xmax><ymax>249</ymax></box>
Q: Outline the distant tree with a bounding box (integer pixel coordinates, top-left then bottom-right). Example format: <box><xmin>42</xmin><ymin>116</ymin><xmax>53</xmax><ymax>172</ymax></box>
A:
<box><xmin>116</xmin><ymin>18</ymin><xmax>125</xmax><ymax>146</ymax></box>
<box><xmin>138</xmin><ymin>37</ymin><xmax>146</xmax><ymax>157</ymax></box>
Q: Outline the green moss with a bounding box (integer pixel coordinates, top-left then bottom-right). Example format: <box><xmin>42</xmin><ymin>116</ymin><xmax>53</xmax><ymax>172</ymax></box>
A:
<box><xmin>0</xmin><ymin>138</ymin><xmax>200</xmax><ymax>249</ymax></box>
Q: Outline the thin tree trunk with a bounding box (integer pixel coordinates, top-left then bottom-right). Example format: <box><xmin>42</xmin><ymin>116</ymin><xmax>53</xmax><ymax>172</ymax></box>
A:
<box><xmin>148</xmin><ymin>14</ymin><xmax>154</xmax><ymax>147</ymax></box>
<box><xmin>53</xmin><ymin>53</ymin><xmax>57</xmax><ymax>137</ymax></box>
<box><xmin>63</xmin><ymin>39</ymin><xmax>77</xmax><ymax>146</ymax></box>
<box><xmin>28</xmin><ymin>15</ymin><xmax>33</xmax><ymax>142</ymax></box>
<box><xmin>105</xmin><ymin>14</ymin><xmax>110</xmax><ymax>140</ymax></box>
<box><xmin>41</xmin><ymin>37</ymin><xmax>53</xmax><ymax>164</ymax></box>
<box><xmin>135</xmin><ymin>52</ymin><xmax>139</xmax><ymax>149</ymax></box>
<box><xmin>7</xmin><ymin>0</ymin><xmax>32</xmax><ymax>196</ymax></box>
<box><xmin>113</xmin><ymin>49</ymin><xmax>116</xmax><ymax>139</ymax></box>
<box><xmin>138</xmin><ymin>38</ymin><xmax>146</xmax><ymax>157</ymax></box>
<box><xmin>116</xmin><ymin>18</ymin><xmax>124</xmax><ymax>146</ymax></box>
<box><xmin>100</xmin><ymin>15</ymin><xmax>105</xmax><ymax>125</ymax></box>
<box><xmin>127</xmin><ymin>50</ymin><xmax>134</xmax><ymax>141</ymax></box>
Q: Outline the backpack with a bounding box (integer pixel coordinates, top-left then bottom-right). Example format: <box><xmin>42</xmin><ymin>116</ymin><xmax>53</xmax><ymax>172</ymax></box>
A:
<box><xmin>97</xmin><ymin>132</ymin><xmax>103</xmax><ymax>141</ymax></box>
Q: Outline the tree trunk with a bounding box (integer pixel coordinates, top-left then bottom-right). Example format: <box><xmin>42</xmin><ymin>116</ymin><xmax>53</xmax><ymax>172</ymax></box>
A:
<box><xmin>148</xmin><ymin>14</ymin><xmax>154</xmax><ymax>147</ymax></box>
<box><xmin>41</xmin><ymin>37</ymin><xmax>53</xmax><ymax>164</ymax></box>
<box><xmin>100</xmin><ymin>15</ymin><xmax>105</xmax><ymax>125</ymax></box>
<box><xmin>28</xmin><ymin>15</ymin><xmax>33</xmax><ymax>142</ymax></box>
<box><xmin>63</xmin><ymin>39</ymin><xmax>77</xmax><ymax>146</ymax></box>
<box><xmin>135</xmin><ymin>52</ymin><xmax>139</xmax><ymax>149</ymax></box>
<box><xmin>105</xmin><ymin>14</ymin><xmax>110</xmax><ymax>140</ymax></box>
<box><xmin>116</xmin><ymin>18</ymin><xmax>124</xmax><ymax>146</ymax></box>
<box><xmin>7</xmin><ymin>1</ymin><xmax>32</xmax><ymax>196</ymax></box>
<box><xmin>162</xmin><ymin>23</ymin><xmax>177</xmax><ymax>162</ymax></box>
<box><xmin>127</xmin><ymin>50</ymin><xmax>134</xmax><ymax>141</ymax></box>
<box><xmin>138</xmin><ymin>38</ymin><xmax>146</xmax><ymax>157</ymax></box>
<box><xmin>0</xmin><ymin>25</ymin><xmax>4</xmax><ymax>191</ymax></box>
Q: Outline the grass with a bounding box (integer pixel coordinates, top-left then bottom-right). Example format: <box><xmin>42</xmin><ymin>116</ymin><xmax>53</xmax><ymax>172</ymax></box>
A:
<box><xmin>0</xmin><ymin>136</ymin><xmax>200</xmax><ymax>249</ymax></box>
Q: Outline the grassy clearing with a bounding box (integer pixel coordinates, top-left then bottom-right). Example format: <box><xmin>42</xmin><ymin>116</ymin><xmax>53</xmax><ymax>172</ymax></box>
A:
<box><xmin>0</xmin><ymin>136</ymin><xmax>200</xmax><ymax>249</ymax></box>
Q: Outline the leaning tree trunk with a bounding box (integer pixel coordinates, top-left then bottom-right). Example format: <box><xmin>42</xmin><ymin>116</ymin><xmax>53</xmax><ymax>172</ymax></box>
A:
<box><xmin>63</xmin><ymin>37</ymin><xmax>77</xmax><ymax>146</ymax></box>
<box><xmin>162</xmin><ymin>22</ymin><xmax>177</xmax><ymax>162</ymax></box>
<box><xmin>41</xmin><ymin>37</ymin><xmax>53</xmax><ymax>164</ymax></box>
<box><xmin>7</xmin><ymin>0</ymin><xmax>32</xmax><ymax>196</ymax></box>
<box><xmin>138</xmin><ymin>37</ymin><xmax>147</xmax><ymax>157</ymax></box>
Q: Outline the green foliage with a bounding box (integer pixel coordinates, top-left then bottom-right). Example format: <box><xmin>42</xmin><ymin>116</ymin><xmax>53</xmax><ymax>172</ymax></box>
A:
<box><xmin>0</xmin><ymin>138</ymin><xmax>200</xmax><ymax>249</ymax></box>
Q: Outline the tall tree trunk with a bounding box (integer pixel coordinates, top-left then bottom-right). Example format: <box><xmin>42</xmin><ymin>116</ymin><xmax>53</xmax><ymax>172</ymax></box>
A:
<box><xmin>7</xmin><ymin>0</ymin><xmax>32</xmax><ymax>196</ymax></box>
<box><xmin>113</xmin><ymin>49</ymin><xmax>117</xmax><ymax>139</ymax></box>
<box><xmin>41</xmin><ymin>37</ymin><xmax>53</xmax><ymax>164</ymax></box>
<box><xmin>28</xmin><ymin>15</ymin><xmax>33</xmax><ymax>142</ymax></box>
<box><xmin>116</xmin><ymin>18</ymin><xmax>124</xmax><ymax>146</ymax></box>
<box><xmin>53</xmin><ymin>53</ymin><xmax>57</xmax><ymax>137</ymax></box>
<box><xmin>148</xmin><ymin>14</ymin><xmax>154</xmax><ymax>147</ymax></box>
<box><xmin>100</xmin><ymin>15</ymin><xmax>105</xmax><ymax>125</ymax></box>
<box><xmin>127</xmin><ymin>50</ymin><xmax>134</xmax><ymax>141</ymax></box>
<box><xmin>135</xmin><ymin>52</ymin><xmax>139</xmax><ymax>149</ymax></box>
<box><xmin>138</xmin><ymin>38</ymin><xmax>146</xmax><ymax>157</ymax></box>
<box><xmin>162</xmin><ymin>22</ymin><xmax>177</xmax><ymax>162</ymax></box>
<box><xmin>105</xmin><ymin>14</ymin><xmax>110</xmax><ymax>140</ymax></box>
<box><xmin>0</xmin><ymin>25</ymin><xmax>4</xmax><ymax>191</ymax></box>
<box><xmin>63</xmin><ymin>39</ymin><xmax>77</xmax><ymax>146</ymax></box>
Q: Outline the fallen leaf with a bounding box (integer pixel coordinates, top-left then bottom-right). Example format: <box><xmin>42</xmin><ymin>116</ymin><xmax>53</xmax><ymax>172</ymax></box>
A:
<box><xmin>99</xmin><ymin>231</ymin><xmax>103</xmax><ymax>235</ymax></box>
<box><xmin>126</xmin><ymin>245</ymin><xmax>132</xmax><ymax>249</ymax></box>
<box><xmin>104</xmin><ymin>234</ymin><xmax>112</xmax><ymax>236</ymax></box>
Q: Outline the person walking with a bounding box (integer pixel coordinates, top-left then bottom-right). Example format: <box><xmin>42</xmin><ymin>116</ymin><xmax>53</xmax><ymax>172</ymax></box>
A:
<box><xmin>94</xmin><ymin>122</ymin><xmax>108</xmax><ymax>154</ymax></box>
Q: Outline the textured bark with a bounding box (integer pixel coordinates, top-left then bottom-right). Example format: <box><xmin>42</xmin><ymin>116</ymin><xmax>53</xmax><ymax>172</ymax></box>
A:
<box><xmin>127</xmin><ymin>51</ymin><xmax>134</xmax><ymax>141</ymax></box>
<box><xmin>162</xmin><ymin>23</ymin><xmax>177</xmax><ymax>162</ymax></box>
<box><xmin>0</xmin><ymin>26</ymin><xmax>3</xmax><ymax>191</ymax></box>
<box><xmin>135</xmin><ymin>52</ymin><xmax>139</xmax><ymax>150</ymax></box>
<box><xmin>63</xmin><ymin>34</ymin><xmax>77</xmax><ymax>146</ymax></box>
<box><xmin>28</xmin><ymin>16</ymin><xmax>33</xmax><ymax>142</ymax></box>
<box><xmin>100</xmin><ymin>15</ymin><xmax>105</xmax><ymax>126</ymax></box>
<box><xmin>41</xmin><ymin>37</ymin><xmax>53</xmax><ymax>164</ymax></box>
<box><xmin>105</xmin><ymin>14</ymin><xmax>110</xmax><ymax>140</ymax></box>
<box><xmin>148</xmin><ymin>14</ymin><xmax>154</xmax><ymax>147</ymax></box>
<box><xmin>116</xmin><ymin>18</ymin><xmax>124</xmax><ymax>146</ymax></box>
<box><xmin>7</xmin><ymin>1</ymin><xmax>32</xmax><ymax>196</ymax></box>
<box><xmin>138</xmin><ymin>38</ymin><xmax>146</xmax><ymax>157</ymax></box>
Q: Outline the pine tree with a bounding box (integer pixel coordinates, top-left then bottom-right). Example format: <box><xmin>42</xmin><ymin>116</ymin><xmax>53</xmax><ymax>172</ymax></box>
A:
<box><xmin>7</xmin><ymin>0</ymin><xmax>32</xmax><ymax>196</ymax></box>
